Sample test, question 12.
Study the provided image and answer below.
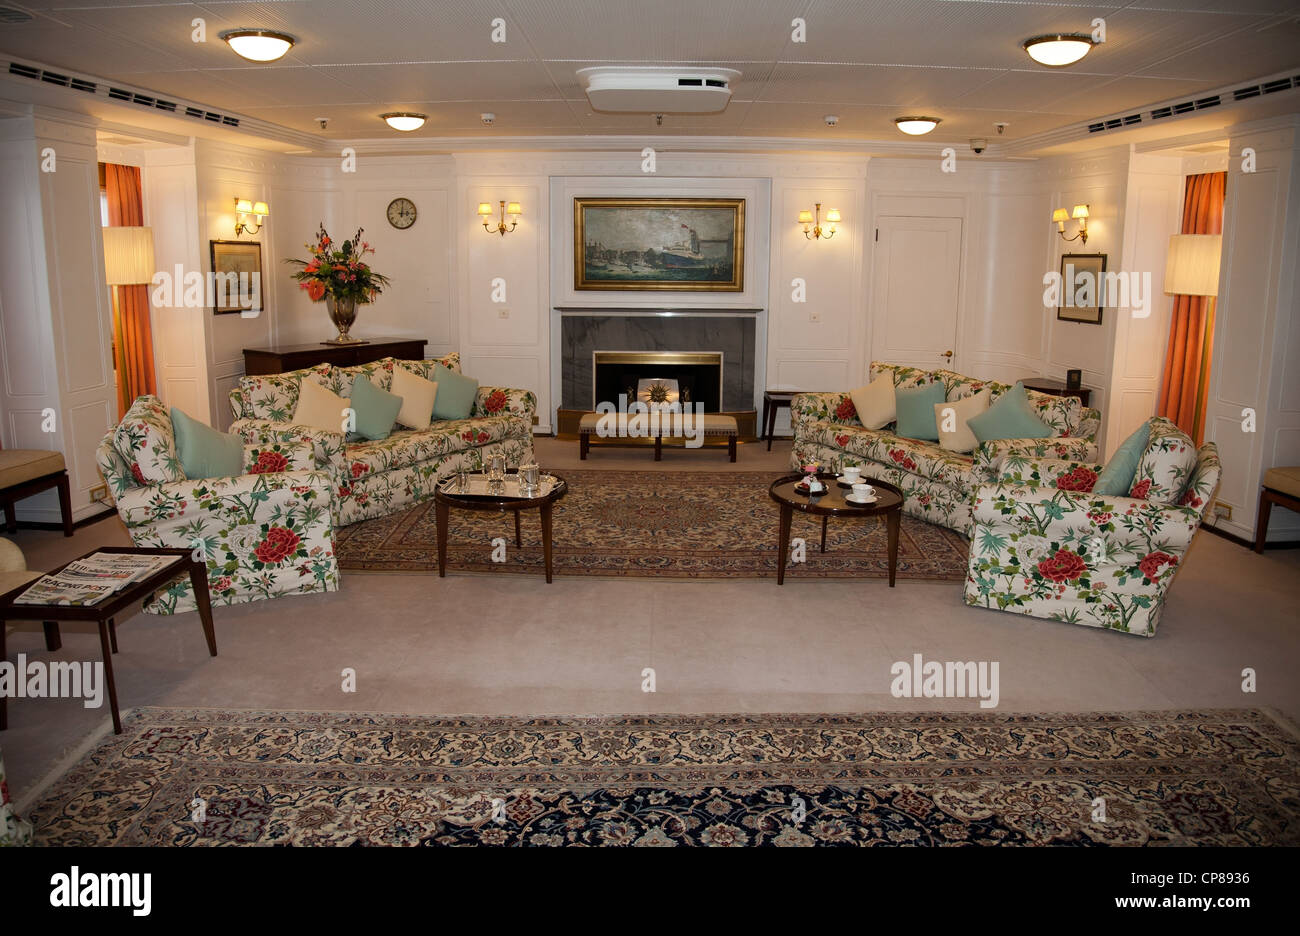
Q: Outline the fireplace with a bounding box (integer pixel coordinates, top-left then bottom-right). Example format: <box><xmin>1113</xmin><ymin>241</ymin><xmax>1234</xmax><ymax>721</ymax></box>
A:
<box><xmin>593</xmin><ymin>351</ymin><xmax>723</xmax><ymax>412</ymax></box>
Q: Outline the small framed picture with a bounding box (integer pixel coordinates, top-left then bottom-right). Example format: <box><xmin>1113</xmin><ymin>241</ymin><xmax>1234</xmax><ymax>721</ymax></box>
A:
<box><xmin>1057</xmin><ymin>252</ymin><xmax>1106</xmax><ymax>325</ymax></box>
<box><xmin>209</xmin><ymin>240</ymin><xmax>263</xmax><ymax>315</ymax></box>
<box><xmin>1065</xmin><ymin>368</ymin><xmax>1083</xmax><ymax>390</ymax></box>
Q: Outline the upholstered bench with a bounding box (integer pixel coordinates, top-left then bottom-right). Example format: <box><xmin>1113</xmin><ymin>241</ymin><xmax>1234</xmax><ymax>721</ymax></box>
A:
<box><xmin>1254</xmin><ymin>466</ymin><xmax>1300</xmax><ymax>553</ymax></box>
<box><xmin>579</xmin><ymin>412</ymin><xmax>738</xmax><ymax>461</ymax></box>
<box><xmin>0</xmin><ymin>449</ymin><xmax>73</xmax><ymax>537</ymax></box>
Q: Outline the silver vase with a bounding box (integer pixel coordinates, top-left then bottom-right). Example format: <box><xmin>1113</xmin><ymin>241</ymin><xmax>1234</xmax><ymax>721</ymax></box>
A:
<box><xmin>324</xmin><ymin>295</ymin><xmax>362</xmax><ymax>345</ymax></box>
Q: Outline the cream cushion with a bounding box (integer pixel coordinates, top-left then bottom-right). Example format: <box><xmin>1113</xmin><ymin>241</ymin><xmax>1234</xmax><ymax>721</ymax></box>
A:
<box><xmin>934</xmin><ymin>388</ymin><xmax>990</xmax><ymax>454</ymax></box>
<box><xmin>390</xmin><ymin>366</ymin><xmax>439</xmax><ymax>431</ymax></box>
<box><xmin>0</xmin><ymin>450</ymin><xmax>65</xmax><ymax>489</ymax></box>
<box><xmin>1264</xmin><ymin>467</ymin><xmax>1300</xmax><ymax>499</ymax></box>
<box><xmin>292</xmin><ymin>379</ymin><xmax>351</xmax><ymax>434</ymax></box>
<box><xmin>848</xmin><ymin>375</ymin><xmax>896</xmax><ymax>430</ymax></box>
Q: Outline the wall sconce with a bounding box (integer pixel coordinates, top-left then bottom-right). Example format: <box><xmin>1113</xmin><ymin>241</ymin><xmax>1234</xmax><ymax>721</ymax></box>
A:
<box><xmin>798</xmin><ymin>203</ymin><xmax>840</xmax><ymax>240</ymax></box>
<box><xmin>234</xmin><ymin>198</ymin><xmax>269</xmax><ymax>236</ymax></box>
<box><xmin>478</xmin><ymin>200</ymin><xmax>521</xmax><ymax>236</ymax></box>
<box><xmin>1053</xmin><ymin>204</ymin><xmax>1089</xmax><ymax>244</ymax></box>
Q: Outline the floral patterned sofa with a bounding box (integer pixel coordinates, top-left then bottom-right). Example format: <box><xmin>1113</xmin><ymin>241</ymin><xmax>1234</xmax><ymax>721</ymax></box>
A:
<box><xmin>229</xmin><ymin>352</ymin><xmax>537</xmax><ymax>527</ymax></box>
<box><xmin>791</xmin><ymin>363</ymin><xmax>1101</xmax><ymax>533</ymax></box>
<box><xmin>96</xmin><ymin>395</ymin><xmax>340</xmax><ymax>614</ymax></box>
<box><xmin>964</xmin><ymin>417</ymin><xmax>1221</xmax><ymax>636</ymax></box>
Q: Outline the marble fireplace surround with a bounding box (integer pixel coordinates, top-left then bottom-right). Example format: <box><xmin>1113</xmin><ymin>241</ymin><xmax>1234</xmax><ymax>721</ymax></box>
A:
<box><xmin>555</xmin><ymin>308</ymin><xmax>761</xmax><ymax>412</ymax></box>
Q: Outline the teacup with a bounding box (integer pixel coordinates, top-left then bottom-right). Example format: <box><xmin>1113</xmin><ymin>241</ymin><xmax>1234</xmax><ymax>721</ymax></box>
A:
<box><xmin>841</xmin><ymin>466</ymin><xmax>862</xmax><ymax>483</ymax></box>
<box><xmin>850</xmin><ymin>482</ymin><xmax>875</xmax><ymax>501</ymax></box>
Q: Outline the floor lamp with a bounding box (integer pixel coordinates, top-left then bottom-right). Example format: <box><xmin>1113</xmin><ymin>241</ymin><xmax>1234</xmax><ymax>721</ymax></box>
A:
<box><xmin>1163</xmin><ymin>233</ymin><xmax>1222</xmax><ymax>442</ymax></box>
<box><xmin>102</xmin><ymin>226</ymin><xmax>156</xmax><ymax>415</ymax></box>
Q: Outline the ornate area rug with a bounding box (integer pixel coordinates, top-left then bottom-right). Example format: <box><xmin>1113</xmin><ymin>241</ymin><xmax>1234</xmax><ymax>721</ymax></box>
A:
<box><xmin>334</xmin><ymin>469</ymin><xmax>970</xmax><ymax>579</ymax></box>
<box><xmin>26</xmin><ymin>708</ymin><xmax>1300</xmax><ymax>846</ymax></box>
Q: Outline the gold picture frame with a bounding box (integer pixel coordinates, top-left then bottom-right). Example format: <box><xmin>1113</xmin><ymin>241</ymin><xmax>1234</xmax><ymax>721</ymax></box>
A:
<box><xmin>574</xmin><ymin>197</ymin><xmax>744</xmax><ymax>291</ymax></box>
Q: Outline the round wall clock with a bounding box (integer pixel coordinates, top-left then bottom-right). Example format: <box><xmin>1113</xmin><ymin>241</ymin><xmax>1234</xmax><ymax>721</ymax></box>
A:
<box><xmin>386</xmin><ymin>197</ymin><xmax>417</xmax><ymax>229</ymax></box>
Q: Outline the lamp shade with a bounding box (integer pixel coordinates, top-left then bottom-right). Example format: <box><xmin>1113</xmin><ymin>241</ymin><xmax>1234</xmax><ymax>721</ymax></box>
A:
<box><xmin>477</xmin><ymin>202</ymin><xmax>494</xmax><ymax>216</ymax></box>
<box><xmin>234</xmin><ymin>198</ymin><xmax>255</xmax><ymax>214</ymax></box>
<box><xmin>505</xmin><ymin>202</ymin><xmax>522</xmax><ymax>216</ymax></box>
<box><xmin>1052</xmin><ymin>208</ymin><xmax>1069</xmax><ymax>223</ymax></box>
<box><xmin>1164</xmin><ymin>234</ymin><xmax>1222</xmax><ymax>297</ymax></box>
<box><xmin>1072</xmin><ymin>204</ymin><xmax>1089</xmax><ymax>220</ymax></box>
<box><xmin>103</xmin><ymin>226</ymin><xmax>156</xmax><ymax>286</ymax></box>
<box><xmin>825</xmin><ymin>208</ymin><xmax>841</xmax><ymax>223</ymax></box>
<box><xmin>797</xmin><ymin>210</ymin><xmax>813</xmax><ymax>224</ymax></box>
<box><xmin>251</xmin><ymin>201</ymin><xmax>269</xmax><ymax>217</ymax></box>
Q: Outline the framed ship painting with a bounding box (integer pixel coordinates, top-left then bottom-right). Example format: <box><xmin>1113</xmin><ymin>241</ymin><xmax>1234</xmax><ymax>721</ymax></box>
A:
<box><xmin>574</xmin><ymin>197</ymin><xmax>744</xmax><ymax>291</ymax></box>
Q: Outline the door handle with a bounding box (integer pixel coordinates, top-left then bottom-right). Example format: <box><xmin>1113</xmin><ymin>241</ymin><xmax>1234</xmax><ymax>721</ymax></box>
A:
<box><xmin>942</xmin><ymin>350</ymin><xmax>953</xmax><ymax>359</ymax></box>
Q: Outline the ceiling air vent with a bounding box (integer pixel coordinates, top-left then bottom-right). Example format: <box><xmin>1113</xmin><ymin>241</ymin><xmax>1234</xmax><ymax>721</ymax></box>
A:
<box><xmin>107</xmin><ymin>86</ymin><xmax>177</xmax><ymax>112</ymax></box>
<box><xmin>0</xmin><ymin>7</ymin><xmax>32</xmax><ymax>24</ymax></box>
<box><xmin>8</xmin><ymin>61</ymin><xmax>97</xmax><ymax>94</ymax></box>
<box><xmin>579</xmin><ymin>66</ymin><xmax>741</xmax><ymax>114</ymax></box>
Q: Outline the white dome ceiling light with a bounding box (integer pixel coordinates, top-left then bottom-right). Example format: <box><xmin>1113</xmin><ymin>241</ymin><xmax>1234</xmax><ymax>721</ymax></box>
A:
<box><xmin>1022</xmin><ymin>34</ymin><xmax>1096</xmax><ymax>67</ymax></box>
<box><xmin>380</xmin><ymin>112</ymin><xmax>427</xmax><ymax>132</ymax></box>
<box><xmin>221</xmin><ymin>29</ymin><xmax>295</xmax><ymax>62</ymax></box>
<box><xmin>894</xmin><ymin>116</ymin><xmax>941</xmax><ymax>136</ymax></box>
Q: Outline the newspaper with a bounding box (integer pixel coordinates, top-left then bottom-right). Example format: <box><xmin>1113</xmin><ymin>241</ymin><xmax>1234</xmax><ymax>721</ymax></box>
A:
<box><xmin>13</xmin><ymin>552</ymin><xmax>183</xmax><ymax>606</ymax></box>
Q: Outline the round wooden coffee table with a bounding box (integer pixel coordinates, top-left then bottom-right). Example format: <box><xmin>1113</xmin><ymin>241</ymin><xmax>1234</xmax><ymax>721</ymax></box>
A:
<box><xmin>768</xmin><ymin>473</ymin><xmax>904</xmax><ymax>586</ymax></box>
<box><xmin>434</xmin><ymin>472</ymin><xmax>568</xmax><ymax>583</ymax></box>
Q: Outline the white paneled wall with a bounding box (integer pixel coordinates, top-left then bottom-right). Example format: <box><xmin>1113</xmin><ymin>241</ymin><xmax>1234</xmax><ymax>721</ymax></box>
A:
<box><xmin>1208</xmin><ymin>117</ymin><xmax>1300</xmax><ymax>542</ymax></box>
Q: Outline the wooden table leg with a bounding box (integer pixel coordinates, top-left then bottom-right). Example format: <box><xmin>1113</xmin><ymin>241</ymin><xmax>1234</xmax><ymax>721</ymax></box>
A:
<box><xmin>540</xmin><ymin>502</ymin><xmax>554</xmax><ymax>584</ymax></box>
<box><xmin>654</xmin><ymin>434</ymin><xmax>662</xmax><ymax>461</ymax></box>
<box><xmin>108</xmin><ymin>617</ymin><xmax>118</xmax><ymax>654</ymax></box>
<box><xmin>436</xmin><ymin>499</ymin><xmax>449</xmax><ymax>577</ymax></box>
<box><xmin>761</xmin><ymin>397</ymin><xmax>771</xmax><ymax>450</ymax></box>
<box><xmin>43</xmin><ymin>621</ymin><xmax>61</xmax><ymax>651</ymax></box>
<box><xmin>57</xmin><ymin>471</ymin><xmax>75</xmax><ymax>537</ymax></box>
<box><xmin>886</xmin><ymin>509</ymin><xmax>900</xmax><ymax>588</ymax></box>
<box><xmin>514</xmin><ymin>509</ymin><xmax>522</xmax><ymax>547</ymax></box>
<box><xmin>821</xmin><ymin>515</ymin><xmax>828</xmax><ymax>553</ymax></box>
<box><xmin>766</xmin><ymin>401</ymin><xmax>779</xmax><ymax>451</ymax></box>
<box><xmin>580</xmin><ymin>433</ymin><xmax>589</xmax><ymax>460</ymax></box>
<box><xmin>97</xmin><ymin>619</ymin><xmax>122</xmax><ymax>734</ymax></box>
<box><xmin>2</xmin><ymin>500</ymin><xmax>15</xmax><ymax>534</ymax></box>
<box><xmin>1254</xmin><ymin>489</ymin><xmax>1272</xmax><ymax>553</ymax></box>
<box><xmin>777</xmin><ymin>503</ymin><xmax>792</xmax><ymax>585</ymax></box>
<box><xmin>729</xmin><ymin>434</ymin><xmax>737</xmax><ymax>462</ymax></box>
<box><xmin>188</xmin><ymin>560</ymin><xmax>218</xmax><ymax>657</ymax></box>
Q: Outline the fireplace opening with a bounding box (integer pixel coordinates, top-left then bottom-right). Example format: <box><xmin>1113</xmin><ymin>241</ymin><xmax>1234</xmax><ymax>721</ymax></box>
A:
<box><xmin>593</xmin><ymin>351</ymin><xmax>723</xmax><ymax>412</ymax></box>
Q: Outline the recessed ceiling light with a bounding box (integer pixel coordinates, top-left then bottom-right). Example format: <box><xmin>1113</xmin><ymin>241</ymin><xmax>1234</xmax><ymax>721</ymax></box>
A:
<box><xmin>894</xmin><ymin>116</ymin><xmax>941</xmax><ymax>136</ymax></box>
<box><xmin>1022</xmin><ymin>34</ymin><xmax>1095</xmax><ymax>67</ymax></box>
<box><xmin>380</xmin><ymin>112</ymin><xmax>427</xmax><ymax>132</ymax></box>
<box><xmin>220</xmin><ymin>29</ymin><xmax>295</xmax><ymax>62</ymax></box>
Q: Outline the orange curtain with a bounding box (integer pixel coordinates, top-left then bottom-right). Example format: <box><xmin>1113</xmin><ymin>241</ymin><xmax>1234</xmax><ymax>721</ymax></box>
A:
<box><xmin>1157</xmin><ymin>171</ymin><xmax>1225</xmax><ymax>445</ymax></box>
<box><xmin>104</xmin><ymin>162</ymin><xmax>156</xmax><ymax>418</ymax></box>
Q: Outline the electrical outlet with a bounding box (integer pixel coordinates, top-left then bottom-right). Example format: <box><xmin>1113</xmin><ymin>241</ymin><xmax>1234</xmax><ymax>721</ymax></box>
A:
<box><xmin>90</xmin><ymin>483</ymin><xmax>109</xmax><ymax>503</ymax></box>
<box><xmin>498</xmin><ymin>307</ymin><xmax>510</xmax><ymax>319</ymax></box>
<box><xmin>810</xmin><ymin>308</ymin><xmax>821</xmax><ymax>323</ymax></box>
<box><xmin>1213</xmin><ymin>502</ymin><xmax>1232</xmax><ymax>521</ymax></box>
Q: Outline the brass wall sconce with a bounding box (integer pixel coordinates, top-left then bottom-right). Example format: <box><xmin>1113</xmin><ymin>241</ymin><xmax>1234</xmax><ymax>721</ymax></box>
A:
<box><xmin>478</xmin><ymin>200</ymin><xmax>521</xmax><ymax>236</ymax></box>
<box><xmin>799</xmin><ymin>203</ymin><xmax>840</xmax><ymax>240</ymax></box>
<box><xmin>1053</xmin><ymin>204</ymin><xmax>1089</xmax><ymax>244</ymax></box>
<box><xmin>234</xmin><ymin>198</ymin><xmax>269</xmax><ymax>236</ymax></box>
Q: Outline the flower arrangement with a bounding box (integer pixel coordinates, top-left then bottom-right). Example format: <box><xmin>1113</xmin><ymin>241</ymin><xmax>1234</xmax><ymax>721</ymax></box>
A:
<box><xmin>286</xmin><ymin>223</ymin><xmax>391</xmax><ymax>303</ymax></box>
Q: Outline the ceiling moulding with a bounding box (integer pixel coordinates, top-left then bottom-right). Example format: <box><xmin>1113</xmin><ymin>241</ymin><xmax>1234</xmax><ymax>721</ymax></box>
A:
<box><xmin>1132</xmin><ymin>127</ymin><xmax>1235</xmax><ymax>155</ymax></box>
<box><xmin>1001</xmin><ymin>67</ymin><xmax>1300</xmax><ymax>156</ymax></box>
<box><xmin>2</xmin><ymin>55</ymin><xmax>322</xmax><ymax>153</ymax></box>
<box><xmin>332</xmin><ymin>133</ymin><xmax>1005</xmax><ymax>159</ymax></box>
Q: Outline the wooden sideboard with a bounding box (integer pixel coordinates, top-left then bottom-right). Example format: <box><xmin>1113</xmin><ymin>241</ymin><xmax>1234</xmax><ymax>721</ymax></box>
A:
<box><xmin>242</xmin><ymin>338</ymin><xmax>428</xmax><ymax>376</ymax></box>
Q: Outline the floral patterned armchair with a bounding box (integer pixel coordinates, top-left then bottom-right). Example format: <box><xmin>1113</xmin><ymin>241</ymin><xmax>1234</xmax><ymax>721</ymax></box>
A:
<box><xmin>96</xmin><ymin>395</ymin><xmax>340</xmax><ymax>614</ymax></box>
<box><xmin>1</xmin><ymin>744</ymin><xmax>30</xmax><ymax>846</ymax></box>
<box><xmin>964</xmin><ymin>430</ymin><xmax>1221</xmax><ymax>637</ymax></box>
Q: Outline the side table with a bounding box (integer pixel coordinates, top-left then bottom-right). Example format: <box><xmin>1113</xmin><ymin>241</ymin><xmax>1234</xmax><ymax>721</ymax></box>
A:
<box><xmin>762</xmin><ymin>390</ymin><xmax>799</xmax><ymax>451</ymax></box>
<box><xmin>0</xmin><ymin>547</ymin><xmax>216</xmax><ymax>734</ymax></box>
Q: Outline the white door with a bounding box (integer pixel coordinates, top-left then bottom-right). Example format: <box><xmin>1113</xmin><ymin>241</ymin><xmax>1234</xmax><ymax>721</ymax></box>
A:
<box><xmin>870</xmin><ymin>216</ymin><xmax>962</xmax><ymax>371</ymax></box>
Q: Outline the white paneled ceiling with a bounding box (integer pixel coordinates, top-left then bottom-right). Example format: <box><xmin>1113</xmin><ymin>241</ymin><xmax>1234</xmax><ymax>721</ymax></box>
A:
<box><xmin>0</xmin><ymin>0</ymin><xmax>1296</xmax><ymax>150</ymax></box>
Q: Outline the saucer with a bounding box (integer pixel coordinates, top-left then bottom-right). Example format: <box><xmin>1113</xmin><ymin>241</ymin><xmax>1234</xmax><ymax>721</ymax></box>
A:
<box><xmin>835</xmin><ymin>475</ymin><xmax>865</xmax><ymax>487</ymax></box>
<box><xmin>845</xmin><ymin>494</ymin><xmax>877</xmax><ymax>505</ymax></box>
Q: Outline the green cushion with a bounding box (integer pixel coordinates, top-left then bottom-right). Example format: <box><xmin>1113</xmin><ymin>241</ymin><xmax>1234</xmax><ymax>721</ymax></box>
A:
<box><xmin>170</xmin><ymin>407</ymin><xmax>242</xmax><ymax>480</ymax></box>
<box><xmin>431</xmin><ymin>363</ymin><xmax>479</xmax><ymax>420</ymax></box>
<box><xmin>894</xmin><ymin>382</ymin><xmax>946</xmax><ymax>441</ymax></box>
<box><xmin>967</xmin><ymin>382</ymin><xmax>1053</xmax><ymax>444</ymax></box>
<box><xmin>350</xmin><ymin>375</ymin><xmax>403</xmax><ymax>441</ymax></box>
<box><xmin>1094</xmin><ymin>421</ymin><xmax>1151</xmax><ymax>496</ymax></box>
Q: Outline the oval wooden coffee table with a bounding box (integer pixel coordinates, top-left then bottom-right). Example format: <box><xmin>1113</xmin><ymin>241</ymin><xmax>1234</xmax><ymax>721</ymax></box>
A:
<box><xmin>768</xmin><ymin>473</ymin><xmax>904</xmax><ymax>586</ymax></box>
<box><xmin>434</xmin><ymin>471</ymin><xmax>568</xmax><ymax>583</ymax></box>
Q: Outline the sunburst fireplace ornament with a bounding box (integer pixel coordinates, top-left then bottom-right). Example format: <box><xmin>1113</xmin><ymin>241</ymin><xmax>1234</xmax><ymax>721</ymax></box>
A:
<box><xmin>637</xmin><ymin>378</ymin><xmax>681</xmax><ymax>408</ymax></box>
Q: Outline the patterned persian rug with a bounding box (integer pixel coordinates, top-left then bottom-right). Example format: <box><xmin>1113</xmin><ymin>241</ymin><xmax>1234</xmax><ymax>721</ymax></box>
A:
<box><xmin>26</xmin><ymin>708</ymin><xmax>1300</xmax><ymax>846</ymax></box>
<box><xmin>334</xmin><ymin>469</ymin><xmax>970</xmax><ymax>579</ymax></box>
